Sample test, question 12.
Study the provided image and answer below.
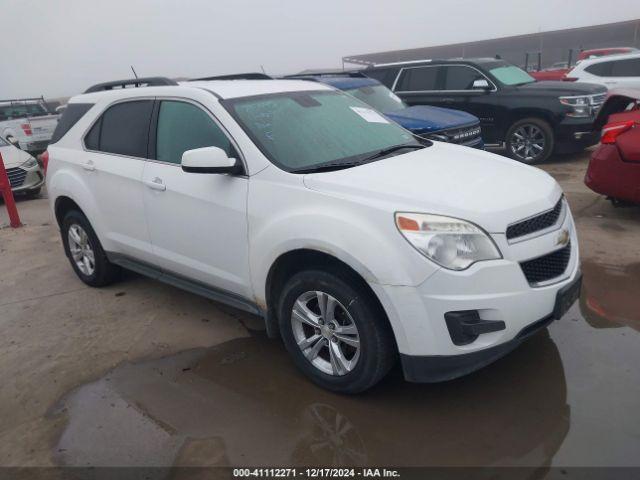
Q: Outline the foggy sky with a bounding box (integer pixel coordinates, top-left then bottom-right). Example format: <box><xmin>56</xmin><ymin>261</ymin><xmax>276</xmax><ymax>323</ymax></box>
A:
<box><xmin>2</xmin><ymin>0</ymin><xmax>640</xmax><ymax>99</ymax></box>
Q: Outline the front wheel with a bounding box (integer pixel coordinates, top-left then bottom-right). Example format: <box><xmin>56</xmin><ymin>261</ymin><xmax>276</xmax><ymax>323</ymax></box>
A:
<box><xmin>506</xmin><ymin>118</ymin><xmax>554</xmax><ymax>164</ymax></box>
<box><xmin>278</xmin><ymin>270</ymin><xmax>395</xmax><ymax>393</ymax></box>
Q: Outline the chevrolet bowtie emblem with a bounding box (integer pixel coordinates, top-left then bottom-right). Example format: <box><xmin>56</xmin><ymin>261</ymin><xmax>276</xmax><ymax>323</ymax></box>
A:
<box><xmin>556</xmin><ymin>229</ymin><xmax>570</xmax><ymax>246</ymax></box>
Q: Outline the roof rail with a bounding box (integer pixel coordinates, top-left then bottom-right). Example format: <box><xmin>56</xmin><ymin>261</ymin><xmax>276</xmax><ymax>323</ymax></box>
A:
<box><xmin>284</xmin><ymin>71</ymin><xmax>367</xmax><ymax>79</ymax></box>
<box><xmin>84</xmin><ymin>77</ymin><xmax>178</xmax><ymax>94</ymax></box>
<box><xmin>190</xmin><ymin>73</ymin><xmax>272</xmax><ymax>81</ymax></box>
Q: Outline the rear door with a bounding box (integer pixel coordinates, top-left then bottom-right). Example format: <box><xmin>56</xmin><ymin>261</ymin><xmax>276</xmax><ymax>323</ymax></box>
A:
<box><xmin>141</xmin><ymin>99</ymin><xmax>251</xmax><ymax>298</ymax></box>
<box><xmin>82</xmin><ymin>99</ymin><xmax>154</xmax><ymax>262</ymax></box>
<box><xmin>606</xmin><ymin>57</ymin><xmax>640</xmax><ymax>89</ymax></box>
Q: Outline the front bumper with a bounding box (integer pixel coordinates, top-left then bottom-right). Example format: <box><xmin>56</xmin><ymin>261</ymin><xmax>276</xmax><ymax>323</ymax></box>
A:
<box><xmin>369</xmin><ymin>204</ymin><xmax>580</xmax><ymax>381</ymax></box>
<box><xmin>554</xmin><ymin>117</ymin><xmax>599</xmax><ymax>153</ymax></box>
<box><xmin>6</xmin><ymin>166</ymin><xmax>45</xmax><ymax>193</ymax></box>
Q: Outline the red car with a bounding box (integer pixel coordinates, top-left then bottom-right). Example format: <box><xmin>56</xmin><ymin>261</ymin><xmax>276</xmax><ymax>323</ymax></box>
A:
<box><xmin>585</xmin><ymin>90</ymin><xmax>640</xmax><ymax>205</ymax></box>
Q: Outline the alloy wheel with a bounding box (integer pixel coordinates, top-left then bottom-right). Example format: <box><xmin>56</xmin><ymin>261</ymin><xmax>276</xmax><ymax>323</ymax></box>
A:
<box><xmin>509</xmin><ymin>124</ymin><xmax>546</xmax><ymax>162</ymax></box>
<box><xmin>67</xmin><ymin>224</ymin><xmax>95</xmax><ymax>276</ymax></box>
<box><xmin>291</xmin><ymin>291</ymin><xmax>361</xmax><ymax>376</ymax></box>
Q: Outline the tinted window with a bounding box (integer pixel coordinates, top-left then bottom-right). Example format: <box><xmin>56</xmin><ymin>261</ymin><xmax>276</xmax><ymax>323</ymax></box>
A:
<box><xmin>585</xmin><ymin>62</ymin><xmax>612</xmax><ymax>76</ymax></box>
<box><xmin>50</xmin><ymin>103</ymin><xmax>94</xmax><ymax>144</ymax></box>
<box><xmin>396</xmin><ymin>66</ymin><xmax>440</xmax><ymax>91</ymax></box>
<box><xmin>155</xmin><ymin>101</ymin><xmax>235</xmax><ymax>165</ymax></box>
<box><xmin>364</xmin><ymin>68</ymin><xmax>399</xmax><ymax>88</ymax></box>
<box><xmin>610</xmin><ymin>58</ymin><xmax>640</xmax><ymax>77</ymax></box>
<box><xmin>87</xmin><ymin>100</ymin><xmax>153</xmax><ymax>157</ymax></box>
<box><xmin>443</xmin><ymin>66</ymin><xmax>485</xmax><ymax>90</ymax></box>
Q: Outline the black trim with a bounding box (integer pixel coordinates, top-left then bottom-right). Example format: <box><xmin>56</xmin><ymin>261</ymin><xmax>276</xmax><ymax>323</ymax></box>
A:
<box><xmin>84</xmin><ymin>77</ymin><xmax>177</xmax><ymax>93</ymax></box>
<box><xmin>444</xmin><ymin>310</ymin><xmax>506</xmax><ymax>346</ymax></box>
<box><xmin>401</xmin><ymin>273</ymin><xmax>581</xmax><ymax>383</ymax></box>
<box><xmin>106</xmin><ymin>252</ymin><xmax>263</xmax><ymax>316</ymax></box>
<box><xmin>191</xmin><ymin>73</ymin><xmax>272</xmax><ymax>81</ymax></box>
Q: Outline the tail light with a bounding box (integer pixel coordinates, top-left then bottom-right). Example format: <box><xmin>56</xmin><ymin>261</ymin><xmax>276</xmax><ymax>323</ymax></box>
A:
<box><xmin>20</xmin><ymin>123</ymin><xmax>33</xmax><ymax>136</ymax></box>
<box><xmin>601</xmin><ymin>120</ymin><xmax>635</xmax><ymax>144</ymax></box>
<box><xmin>562</xmin><ymin>77</ymin><xmax>579</xmax><ymax>82</ymax></box>
<box><xmin>40</xmin><ymin>150</ymin><xmax>50</xmax><ymax>173</ymax></box>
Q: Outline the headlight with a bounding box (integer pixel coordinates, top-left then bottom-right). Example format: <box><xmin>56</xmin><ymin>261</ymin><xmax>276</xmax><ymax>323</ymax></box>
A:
<box><xmin>559</xmin><ymin>95</ymin><xmax>592</xmax><ymax>118</ymax></box>
<box><xmin>20</xmin><ymin>157</ymin><xmax>38</xmax><ymax>169</ymax></box>
<box><xmin>395</xmin><ymin>213</ymin><xmax>502</xmax><ymax>270</ymax></box>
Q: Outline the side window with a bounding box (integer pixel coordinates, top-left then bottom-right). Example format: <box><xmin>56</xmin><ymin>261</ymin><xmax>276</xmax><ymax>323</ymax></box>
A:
<box><xmin>610</xmin><ymin>58</ymin><xmax>640</xmax><ymax>77</ymax></box>
<box><xmin>396</xmin><ymin>66</ymin><xmax>440</xmax><ymax>91</ymax></box>
<box><xmin>585</xmin><ymin>62</ymin><xmax>612</xmax><ymax>77</ymax></box>
<box><xmin>442</xmin><ymin>66</ymin><xmax>486</xmax><ymax>90</ymax></box>
<box><xmin>85</xmin><ymin>100</ymin><xmax>154</xmax><ymax>157</ymax></box>
<box><xmin>365</xmin><ymin>68</ymin><xmax>399</xmax><ymax>88</ymax></box>
<box><xmin>155</xmin><ymin>101</ymin><xmax>236</xmax><ymax>165</ymax></box>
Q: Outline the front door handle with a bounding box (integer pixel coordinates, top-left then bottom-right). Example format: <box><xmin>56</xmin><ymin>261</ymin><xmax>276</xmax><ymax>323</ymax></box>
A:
<box><xmin>81</xmin><ymin>161</ymin><xmax>95</xmax><ymax>171</ymax></box>
<box><xmin>144</xmin><ymin>177</ymin><xmax>166</xmax><ymax>191</ymax></box>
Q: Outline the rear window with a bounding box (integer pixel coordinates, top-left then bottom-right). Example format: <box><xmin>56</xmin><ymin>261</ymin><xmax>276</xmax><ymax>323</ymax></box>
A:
<box><xmin>610</xmin><ymin>58</ymin><xmax>640</xmax><ymax>77</ymax></box>
<box><xmin>396</xmin><ymin>66</ymin><xmax>440</xmax><ymax>91</ymax></box>
<box><xmin>85</xmin><ymin>100</ymin><xmax>154</xmax><ymax>158</ymax></box>
<box><xmin>0</xmin><ymin>103</ymin><xmax>48</xmax><ymax>121</ymax></box>
<box><xmin>50</xmin><ymin>103</ymin><xmax>94</xmax><ymax>144</ymax></box>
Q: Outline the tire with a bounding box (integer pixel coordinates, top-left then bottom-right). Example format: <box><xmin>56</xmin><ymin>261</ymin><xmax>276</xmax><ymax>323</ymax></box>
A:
<box><xmin>505</xmin><ymin>117</ymin><xmax>554</xmax><ymax>164</ymax></box>
<box><xmin>61</xmin><ymin>210</ymin><xmax>120</xmax><ymax>287</ymax></box>
<box><xmin>277</xmin><ymin>269</ymin><xmax>395</xmax><ymax>393</ymax></box>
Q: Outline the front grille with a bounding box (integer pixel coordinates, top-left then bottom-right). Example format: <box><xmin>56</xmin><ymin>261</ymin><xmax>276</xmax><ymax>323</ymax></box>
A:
<box><xmin>520</xmin><ymin>242</ymin><xmax>571</xmax><ymax>285</ymax></box>
<box><xmin>424</xmin><ymin>124</ymin><xmax>481</xmax><ymax>145</ymax></box>
<box><xmin>5</xmin><ymin>167</ymin><xmax>27</xmax><ymax>188</ymax></box>
<box><xmin>506</xmin><ymin>197</ymin><xmax>563</xmax><ymax>241</ymax></box>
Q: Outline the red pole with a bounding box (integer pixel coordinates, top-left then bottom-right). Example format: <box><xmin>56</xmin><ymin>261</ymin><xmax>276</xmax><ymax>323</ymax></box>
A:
<box><xmin>0</xmin><ymin>151</ymin><xmax>22</xmax><ymax>228</ymax></box>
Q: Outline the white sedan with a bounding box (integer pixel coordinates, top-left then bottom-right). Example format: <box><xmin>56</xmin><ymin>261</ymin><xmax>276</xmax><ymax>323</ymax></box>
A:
<box><xmin>0</xmin><ymin>135</ymin><xmax>45</xmax><ymax>196</ymax></box>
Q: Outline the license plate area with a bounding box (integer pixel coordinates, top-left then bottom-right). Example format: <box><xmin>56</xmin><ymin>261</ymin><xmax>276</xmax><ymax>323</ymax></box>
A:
<box><xmin>553</xmin><ymin>272</ymin><xmax>582</xmax><ymax>319</ymax></box>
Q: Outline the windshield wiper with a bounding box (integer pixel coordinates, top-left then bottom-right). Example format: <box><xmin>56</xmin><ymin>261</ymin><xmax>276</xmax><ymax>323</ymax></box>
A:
<box><xmin>360</xmin><ymin>143</ymin><xmax>425</xmax><ymax>163</ymax></box>
<box><xmin>291</xmin><ymin>161</ymin><xmax>362</xmax><ymax>174</ymax></box>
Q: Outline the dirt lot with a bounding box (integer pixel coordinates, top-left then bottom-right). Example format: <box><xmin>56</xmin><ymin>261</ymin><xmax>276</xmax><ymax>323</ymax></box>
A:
<box><xmin>1</xmin><ymin>150</ymin><xmax>639</xmax><ymax>469</ymax></box>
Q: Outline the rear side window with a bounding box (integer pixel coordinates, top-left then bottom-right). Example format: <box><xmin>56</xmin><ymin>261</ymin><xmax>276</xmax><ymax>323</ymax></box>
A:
<box><xmin>585</xmin><ymin>62</ymin><xmax>612</xmax><ymax>77</ymax></box>
<box><xmin>442</xmin><ymin>66</ymin><xmax>485</xmax><ymax>90</ymax></box>
<box><xmin>610</xmin><ymin>58</ymin><xmax>640</xmax><ymax>77</ymax></box>
<box><xmin>396</xmin><ymin>66</ymin><xmax>440</xmax><ymax>91</ymax></box>
<box><xmin>50</xmin><ymin>103</ymin><xmax>94</xmax><ymax>144</ymax></box>
<box><xmin>85</xmin><ymin>100</ymin><xmax>154</xmax><ymax>157</ymax></box>
<box><xmin>154</xmin><ymin>101</ymin><xmax>236</xmax><ymax>164</ymax></box>
<box><xmin>365</xmin><ymin>68</ymin><xmax>400</xmax><ymax>88</ymax></box>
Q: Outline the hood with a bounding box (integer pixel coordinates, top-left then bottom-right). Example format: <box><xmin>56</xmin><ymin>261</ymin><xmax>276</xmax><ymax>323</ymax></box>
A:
<box><xmin>515</xmin><ymin>80</ymin><xmax>606</xmax><ymax>96</ymax></box>
<box><xmin>384</xmin><ymin>105</ymin><xmax>478</xmax><ymax>134</ymax></box>
<box><xmin>303</xmin><ymin>142</ymin><xmax>561</xmax><ymax>233</ymax></box>
<box><xmin>0</xmin><ymin>144</ymin><xmax>32</xmax><ymax>169</ymax></box>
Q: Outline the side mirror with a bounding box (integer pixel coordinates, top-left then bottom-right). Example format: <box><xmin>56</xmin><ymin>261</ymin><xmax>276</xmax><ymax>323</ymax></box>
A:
<box><xmin>181</xmin><ymin>146</ymin><xmax>242</xmax><ymax>174</ymax></box>
<box><xmin>6</xmin><ymin>136</ymin><xmax>20</xmax><ymax>148</ymax></box>
<box><xmin>472</xmin><ymin>79</ymin><xmax>491</xmax><ymax>90</ymax></box>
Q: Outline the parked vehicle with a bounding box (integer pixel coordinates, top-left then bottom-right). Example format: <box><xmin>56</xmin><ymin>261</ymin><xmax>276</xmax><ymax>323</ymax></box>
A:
<box><xmin>364</xmin><ymin>58</ymin><xmax>607</xmax><ymax>164</ymax></box>
<box><xmin>529</xmin><ymin>48</ymin><xmax>639</xmax><ymax>82</ymax></box>
<box><xmin>285</xmin><ymin>72</ymin><xmax>483</xmax><ymax>149</ymax></box>
<box><xmin>0</xmin><ymin>135</ymin><xmax>45</xmax><ymax>196</ymax></box>
<box><xmin>47</xmin><ymin>76</ymin><xmax>581</xmax><ymax>393</ymax></box>
<box><xmin>585</xmin><ymin>90</ymin><xmax>640</xmax><ymax>205</ymax></box>
<box><xmin>565</xmin><ymin>52</ymin><xmax>640</xmax><ymax>89</ymax></box>
<box><xmin>0</xmin><ymin>97</ymin><xmax>59</xmax><ymax>155</ymax></box>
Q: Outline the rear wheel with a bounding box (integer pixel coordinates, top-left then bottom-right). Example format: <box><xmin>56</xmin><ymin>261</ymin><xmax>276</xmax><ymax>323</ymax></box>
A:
<box><xmin>278</xmin><ymin>269</ymin><xmax>395</xmax><ymax>393</ymax></box>
<box><xmin>506</xmin><ymin>117</ymin><xmax>554</xmax><ymax>164</ymax></box>
<box><xmin>61</xmin><ymin>210</ymin><xmax>120</xmax><ymax>287</ymax></box>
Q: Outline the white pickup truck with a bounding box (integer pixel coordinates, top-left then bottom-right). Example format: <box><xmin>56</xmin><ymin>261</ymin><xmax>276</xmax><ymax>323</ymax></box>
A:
<box><xmin>0</xmin><ymin>97</ymin><xmax>59</xmax><ymax>154</ymax></box>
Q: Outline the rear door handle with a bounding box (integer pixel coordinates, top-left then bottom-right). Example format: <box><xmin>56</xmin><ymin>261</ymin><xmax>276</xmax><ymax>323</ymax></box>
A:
<box><xmin>144</xmin><ymin>177</ymin><xmax>166</xmax><ymax>191</ymax></box>
<box><xmin>81</xmin><ymin>161</ymin><xmax>95</xmax><ymax>171</ymax></box>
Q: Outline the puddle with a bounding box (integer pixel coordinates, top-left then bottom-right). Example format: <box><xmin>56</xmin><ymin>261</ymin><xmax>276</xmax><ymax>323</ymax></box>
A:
<box><xmin>580</xmin><ymin>261</ymin><xmax>640</xmax><ymax>331</ymax></box>
<box><xmin>50</xmin><ymin>331</ymin><xmax>570</xmax><ymax>469</ymax></box>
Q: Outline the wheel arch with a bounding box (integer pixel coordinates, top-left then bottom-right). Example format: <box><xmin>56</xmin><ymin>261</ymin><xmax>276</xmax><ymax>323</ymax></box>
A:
<box><xmin>262</xmin><ymin>248</ymin><xmax>397</xmax><ymax>353</ymax></box>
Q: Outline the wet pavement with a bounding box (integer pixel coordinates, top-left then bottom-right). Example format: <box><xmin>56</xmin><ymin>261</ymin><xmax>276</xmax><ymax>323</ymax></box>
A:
<box><xmin>1</xmin><ymin>150</ymin><xmax>640</xmax><ymax>470</ymax></box>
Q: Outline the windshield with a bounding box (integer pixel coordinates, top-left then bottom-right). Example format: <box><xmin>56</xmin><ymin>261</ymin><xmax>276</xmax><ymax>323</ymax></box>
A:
<box><xmin>345</xmin><ymin>84</ymin><xmax>406</xmax><ymax>113</ymax></box>
<box><xmin>224</xmin><ymin>90</ymin><xmax>418</xmax><ymax>172</ymax></box>
<box><xmin>0</xmin><ymin>103</ymin><xmax>49</xmax><ymax>120</ymax></box>
<box><xmin>489</xmin><ymin>65</ymin><xmax>535</xmax><ymax>86</ymax></box>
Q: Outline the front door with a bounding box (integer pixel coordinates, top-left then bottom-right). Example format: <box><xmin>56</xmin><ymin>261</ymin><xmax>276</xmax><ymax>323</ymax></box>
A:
<box><xmin>141</xmin><ymin>99</ymin><xmax>251</xmax><ymax>298</ymax></box>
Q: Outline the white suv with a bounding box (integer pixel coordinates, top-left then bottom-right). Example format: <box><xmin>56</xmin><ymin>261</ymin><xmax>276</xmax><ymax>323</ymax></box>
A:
<box><xmin>567</xmin><ymin>52</ymin><xmax>640</xmax><ymax>89</ymax></box>
<box><xmin>47</xmin><ymin>76</ymin><xmax>582</xmax><ymax>393</ymax></box>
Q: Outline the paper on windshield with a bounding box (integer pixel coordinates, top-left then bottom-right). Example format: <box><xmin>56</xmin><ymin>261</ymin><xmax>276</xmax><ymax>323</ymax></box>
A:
<box><xmin>350</xmin><ymin>106</ymin><xmax>390</xmax><ymax>124</ymax></box>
